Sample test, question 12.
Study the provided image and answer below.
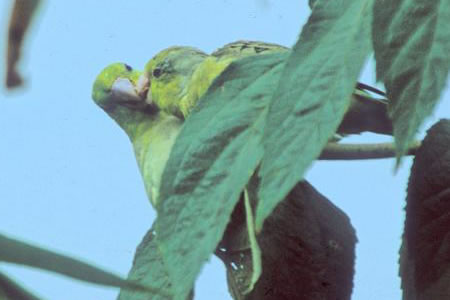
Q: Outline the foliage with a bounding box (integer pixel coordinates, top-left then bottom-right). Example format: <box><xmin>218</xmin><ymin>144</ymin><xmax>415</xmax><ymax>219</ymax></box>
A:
<box><xmin>117</xmin><ymin>225</ymin><xmax>182</xmax><ymax>300</ymax></box>
<box><xmin>373</xmin><ymin>0</ymin><xmax>450</xmax><ymax>164</ymax></box>
<box><xmin>2</xmin><ymin>0</ymin><xmax>449</xmax><ymax>299</ymax></box>
<box><xmin>400</xmin><ymin>120</ymin><xmax>450</xmax><ymax>300</ymax></box>
<box><xmin>154</xmin><ymin>0</ymin><xmax>449</xmax><ymax>299</ymax></box>
<box><xmin>0</xmin><ymin>233</ymin><xmax>164</xmax><ymax>298</ymax></box>
<box><xmin>257</xmin><ymin>0</ymin><xmax>372</xmax><ymax>230</ymax></box>
<box><xmin>157</xmin><ymin>52</ymin><xmax>288</xmax><ymax>300</ymax></box>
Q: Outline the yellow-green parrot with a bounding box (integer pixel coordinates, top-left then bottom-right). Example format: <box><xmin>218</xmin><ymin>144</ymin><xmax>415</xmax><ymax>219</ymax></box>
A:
<box><xmin>141</xmin><ymin>40</ymin><xmax>393</xmax><ymax>135</ymax></box>
<box><xmin>141</xmin><ymin>41</ymin><xmax>287</xmax><ymax>119</ymax></box>
<box><xmin>92</xmin><ymin>63</ymin><xmax>183</xmax><ymax>207</ymax></box>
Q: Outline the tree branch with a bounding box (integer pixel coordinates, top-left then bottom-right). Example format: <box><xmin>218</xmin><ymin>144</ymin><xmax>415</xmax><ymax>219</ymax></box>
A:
<box><xmin>319</xmin><ymin>140</ymin><xmax>421</xmax><ymax>160</ymax></box>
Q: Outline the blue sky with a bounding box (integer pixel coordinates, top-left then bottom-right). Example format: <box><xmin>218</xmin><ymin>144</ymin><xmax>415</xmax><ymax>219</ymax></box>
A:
<box><xmin>0</xmin><ymin>1</ymin><xmax>449</xmax><ymax>299</ymax></box>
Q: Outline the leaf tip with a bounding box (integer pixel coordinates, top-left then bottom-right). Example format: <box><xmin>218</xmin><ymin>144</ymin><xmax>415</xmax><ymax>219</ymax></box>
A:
<box><xmin>254</xmin><ymin>216</ymin><xmax>264</xmax><ymax>234</ymax></box>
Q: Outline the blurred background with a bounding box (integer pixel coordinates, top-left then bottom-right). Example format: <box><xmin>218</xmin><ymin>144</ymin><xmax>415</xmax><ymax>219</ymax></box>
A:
<box><xmin>0</xmin><ymin>1</ymin><xmax>449</xmax><ymax>299</ymax></box>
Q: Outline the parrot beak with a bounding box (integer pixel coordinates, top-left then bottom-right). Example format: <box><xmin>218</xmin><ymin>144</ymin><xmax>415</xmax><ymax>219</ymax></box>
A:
<box><xmin>111</xmin><ymin>77</ymin><xmax>141</xmax><ymax>103</ymax></box>
<box><xmin>136</xmin><ymin>74</ymin><xmax>151</xmax><ymax>104</ymax></box>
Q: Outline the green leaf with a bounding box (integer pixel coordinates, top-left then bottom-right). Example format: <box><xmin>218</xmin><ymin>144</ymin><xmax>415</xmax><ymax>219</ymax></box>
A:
<box><xmin>157</xmin><ymin>52</ymin><xmax>289</xmax><ymax>300</ymax></box>
<box><xmin>308</xmin><ymin>0</ymin><xmax>318</xmax><ymax>10</ymax></box>
<box><xmin>0</xmin><ymin>233</ymin><xmax>153</xmax><ymax>293</ymax></box>
<box><xmin>117</xmin><ymin>225</ymin><xmax>175</xmax><ymax>300</ymax></box>
<box><xmin>0</xmin><ymin>271</ymin><xmax>44</xmax><ymax>300</ymax></box>
<box><xmin>257</xmin><ymin>0</ymin><xmax>373</xmax><ymax>231</ymax></box>
<box><xmin>372</xmin><ymin>0</ymin><xmax>450</xmax><ymax>164</ymax></box>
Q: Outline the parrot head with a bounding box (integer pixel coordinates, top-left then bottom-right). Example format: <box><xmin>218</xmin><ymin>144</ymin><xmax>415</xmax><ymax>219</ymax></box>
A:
<box><xmin>92</xmin><ymin>63</ymin><xmax>158</xmax><ymax>138</ymax></box>
<box><xmin>142</xmin><ymin>46</ymin><xmax>207</xmax><ymax>118</ymax></box>
<box><xmin>92</xmin><ymin>63</ymin><xmax>150</xmax><ymax>112</ymax></box>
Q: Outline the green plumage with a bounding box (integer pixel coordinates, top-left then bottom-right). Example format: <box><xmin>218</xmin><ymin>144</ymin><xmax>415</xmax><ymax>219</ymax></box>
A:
<box><xmin>92</xmin><ymin>63</ymin><xmax>182</xmax><ymax>207</ymax></box>
<box><xmin>91</xmin><ymin>41</ymin><xmax>395</xmax><ymax>300</ymax></box>
<box><xmin>92</xmin><ymin>41</ymin><xmax>393</xmax><ymax>207</ymax></box>
<box><xmin>143</xmin><ymin>41</ymin><xmax>288</xmax><ymax>119</ymax></box>
<box><xmin>143</xmin><ymin>47</ymin><xmax>208</xmax><ymax>118</ymax></box>
<box><xmin>144</xmin><ymin>40</ymin><xmax>392</xmax><ymax>135</ymax></box>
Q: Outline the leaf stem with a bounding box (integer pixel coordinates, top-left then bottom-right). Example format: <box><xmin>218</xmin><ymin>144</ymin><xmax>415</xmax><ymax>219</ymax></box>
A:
<box><xmin>243</xmin><ymin>188</ymin><xmax>262</xmax><ymax>294</ymax></box>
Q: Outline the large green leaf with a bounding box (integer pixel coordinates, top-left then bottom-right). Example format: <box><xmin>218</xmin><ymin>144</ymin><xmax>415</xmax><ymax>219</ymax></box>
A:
<box><xmin>0</xmin><ymin>271</ymin><xmax>43</xmax><ymax>300</ymax></box>
<box><xmin>157</xmin><ymin>52</ymin><xmax>288</xmax><ymax>300</ymax></box>
<box><xmin>257</xmin><ymin>0</ymin><xmax>373</xmax><ymax>230</ymax></box>
<box><xmin>117</xmin><ymin>225</ymin><xmax>175</xmax><ymax>300</ymax></box>
<box><xmin>372</xmin><ymin>0</ymin><xmax>450</xmax><ymax>163</ymax></box>
<box><xmin>0</xmin><ymin>233</ymin><xmax>157</xmax><ymax>293</ymax></box>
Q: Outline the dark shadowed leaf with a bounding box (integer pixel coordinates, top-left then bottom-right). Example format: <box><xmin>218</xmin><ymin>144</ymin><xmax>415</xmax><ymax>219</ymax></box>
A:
<box><xmin>6</xmin><ymin>0</ymin><xmax>41</xmax><ymax>89</ymax></box>
<box><xmin>400</xmin><ymin>119</ymin><xmax>450</xmax><ymax>299</ymax></box>
<box><xmin>373</xmin><ymin>0</ymin><xmax>450</xmax><ymax>164</ymax></box>
<box><xmin>117</xmin><ymin>226</ymin><xmax>174</xmax><ymax>300</ymax></box>
<box><xmin>257</xmin><ymin>0</ymin><xmax>373</xmax><ymax>230</ymax></box>
<box><xmin>157</xmin><ymin>52</ymin><xmax>288</xmax><ymax>300</ymax></box>
<box><xmin>0</xmin><ymin>272</ymin><xmax>43</xmax><ymax>300</ymax></box>
<box><xmin>0</xmin><ymin>233</ymin><xmax>156</xmax><ymax>293</ymax></box>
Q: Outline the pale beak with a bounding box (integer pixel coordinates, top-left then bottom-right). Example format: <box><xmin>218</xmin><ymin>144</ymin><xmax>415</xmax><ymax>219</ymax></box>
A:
<box><xmin>136</xmin><ymin>74</ymin><xmax>151</xmax><ymax>104</ymax></box>
<box><xmin>111</xmin><ymin>77</ymin><xmax>141</xmax><ymax>102</ymax></box>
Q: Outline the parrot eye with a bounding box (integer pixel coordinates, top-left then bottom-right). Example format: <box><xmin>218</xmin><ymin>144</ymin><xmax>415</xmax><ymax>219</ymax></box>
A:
<box><xmin>152</xmin><ymin>67</ymin><xmax>162</xmax><ymax>78</ymax></box>
<box><xmin>124</xmin><ymin>64</ymin><xmax>133</xmax><ymax>71</ymax></box>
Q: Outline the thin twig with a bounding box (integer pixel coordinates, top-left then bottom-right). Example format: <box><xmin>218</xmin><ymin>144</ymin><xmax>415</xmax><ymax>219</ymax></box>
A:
<box><xmin>319</xmin><ymin>140</ymin><xmax>421</xmax><ymax>160</ymax></box>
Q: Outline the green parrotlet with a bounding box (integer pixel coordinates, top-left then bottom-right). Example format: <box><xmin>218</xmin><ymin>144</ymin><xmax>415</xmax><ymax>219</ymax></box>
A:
<box><xmin>92</xmin><ymin>63</ymin><xmax>182</xmax><ymax>207</ymax></box>
<box><xmin>92</xmin><ymin>42</ymin><xmax>393</xmax><ymax>206</ymax></box>
<box><xmin>141</xmin><ymin>40</ymin><xmax>393</xmax><ymax>136</ymax></box>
